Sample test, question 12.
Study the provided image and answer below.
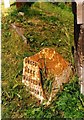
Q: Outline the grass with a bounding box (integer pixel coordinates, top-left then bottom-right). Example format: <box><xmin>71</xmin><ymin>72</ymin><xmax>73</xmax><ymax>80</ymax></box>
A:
<box><xmin>1</xmin><ymin>2</ymin><xmax>84</xmax><ymax>119</ymax></box>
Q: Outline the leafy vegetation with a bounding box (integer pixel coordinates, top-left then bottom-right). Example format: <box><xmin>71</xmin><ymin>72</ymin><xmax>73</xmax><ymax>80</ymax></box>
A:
<box><xmin>2</xmin><ymin>2</ymin><xmax>84</xmax><ymax>119</ymax></box>
<box><xmin>40</xmin><ymin>65</ymin><xmax>55</xmax><ymax>99</ymax></box>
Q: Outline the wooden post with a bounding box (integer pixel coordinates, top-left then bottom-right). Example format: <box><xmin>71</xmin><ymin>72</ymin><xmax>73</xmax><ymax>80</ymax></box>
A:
<box><xmin>72</xmin><ymin>1</ymin><xmax>84</xmax><ymax>95</ymax></box>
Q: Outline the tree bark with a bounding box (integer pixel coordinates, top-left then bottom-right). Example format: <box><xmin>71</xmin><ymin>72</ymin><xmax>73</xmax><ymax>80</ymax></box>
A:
<box><xmin>72</xmin><ymin>2</ymin><xmax>84</xmax><ymax>94</ymax></box>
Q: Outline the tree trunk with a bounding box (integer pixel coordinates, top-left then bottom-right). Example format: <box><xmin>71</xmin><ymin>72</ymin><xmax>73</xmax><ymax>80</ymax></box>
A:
<box><xmin>72</xmin><ymin>2</ymin><xmax>84</xmax><ymax>95</ymax></box>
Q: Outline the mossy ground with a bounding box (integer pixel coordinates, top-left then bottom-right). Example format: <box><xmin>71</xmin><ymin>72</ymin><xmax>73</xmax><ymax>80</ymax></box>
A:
<box><xmin>1</xmin><ymin>2</ymin><xmax>84</xmax><ymax>119</ymax></box>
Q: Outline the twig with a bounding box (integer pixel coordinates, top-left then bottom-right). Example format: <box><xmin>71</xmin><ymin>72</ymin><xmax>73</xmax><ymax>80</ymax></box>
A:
<box><xmin>11</xmin><ymin>23</ymin><xmax>27</xmax><ymax>44</ymax></box>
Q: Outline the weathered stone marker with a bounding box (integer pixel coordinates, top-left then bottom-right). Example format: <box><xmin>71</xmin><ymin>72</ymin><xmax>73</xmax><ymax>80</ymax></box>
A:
<box><xmin>22</xmin><ymin>48</ymin><xmax>72</xmax><ymax>104</ymax></box>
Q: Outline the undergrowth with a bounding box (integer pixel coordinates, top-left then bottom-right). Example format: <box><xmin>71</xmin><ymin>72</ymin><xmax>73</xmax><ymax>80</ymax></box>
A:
<box><xmin>1</xmin><ymin>2</ymin><xmax>84</xmax><ymax>119</ymax></box>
